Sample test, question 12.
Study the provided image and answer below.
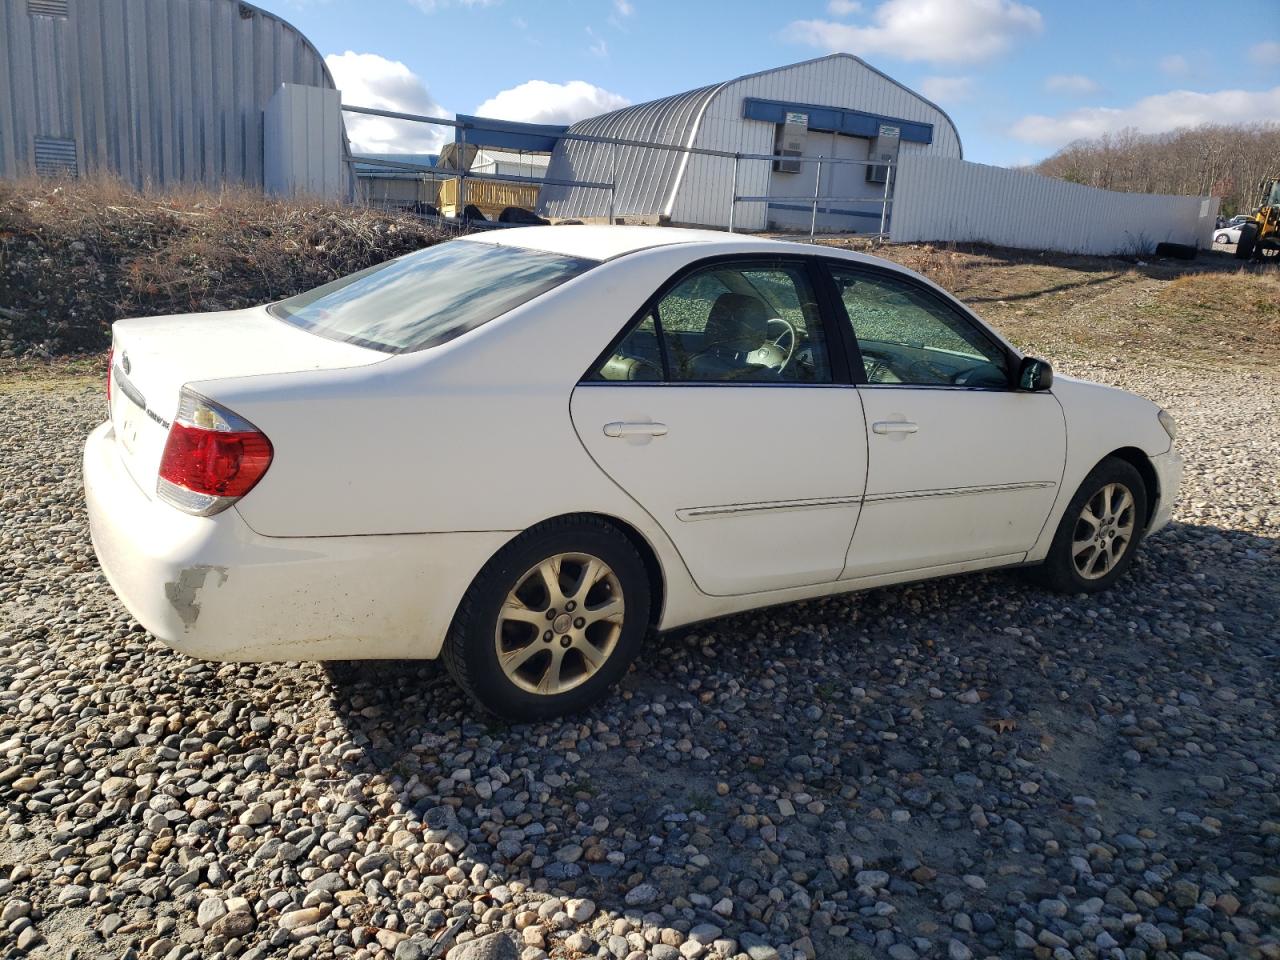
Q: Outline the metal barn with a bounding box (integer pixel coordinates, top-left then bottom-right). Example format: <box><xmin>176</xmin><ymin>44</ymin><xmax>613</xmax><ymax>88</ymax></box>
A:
<box><xmin>536</xmin><ymin>54</ymin><xmax>962</xmax><ymax>233</ymax></box>
<box><xmin>0</xmin><ymin>0</ymin><xmax>336</xmax><ymax>188</ymax></box>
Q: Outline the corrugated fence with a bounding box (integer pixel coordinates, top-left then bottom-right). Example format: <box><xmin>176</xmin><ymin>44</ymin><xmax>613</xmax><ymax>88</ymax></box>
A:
<box><xmin>890</xmin><ymin>154</ymin><xmax>1219</xmax><ymax>255</ymax></box>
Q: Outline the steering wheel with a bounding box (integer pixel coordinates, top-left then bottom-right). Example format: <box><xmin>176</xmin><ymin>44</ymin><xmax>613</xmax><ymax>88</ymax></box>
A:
<box><xmin>860</xmin><ymin>346</ymin><xmax>900</xmax><ymax>383</ymax></box>
<box><xmin>747</xmin><ymin>317</ymin><xmax>797</xmax><ymax>372</ymax></box>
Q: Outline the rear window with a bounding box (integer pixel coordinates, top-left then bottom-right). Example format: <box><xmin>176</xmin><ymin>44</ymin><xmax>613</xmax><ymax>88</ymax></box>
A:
<box><xmin>268</xmin><ymin>239</ymin><xmax>597</xmax><ymax>353</ymax></box>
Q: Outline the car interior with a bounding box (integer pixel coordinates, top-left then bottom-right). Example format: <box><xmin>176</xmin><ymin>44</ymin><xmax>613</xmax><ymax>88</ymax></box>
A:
<box><xmin>594</xmin><ymin>261</ymin><xmax>1011</xmax><ymax>389</ymax></box>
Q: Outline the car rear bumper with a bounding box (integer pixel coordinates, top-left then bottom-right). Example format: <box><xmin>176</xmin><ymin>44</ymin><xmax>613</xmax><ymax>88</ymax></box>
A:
<box><xmin>1147</xmin><ymin>446</ymin><xmax>1183</xmax><ymax>537</ymax></box>
<box><xmin>83</xmin><ymin>421</ymin><xmax>513</xmax><ymax>661</ymax></box>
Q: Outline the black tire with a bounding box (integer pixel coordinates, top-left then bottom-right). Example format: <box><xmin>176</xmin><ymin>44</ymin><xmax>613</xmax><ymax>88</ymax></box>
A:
<box><xmin>443</xmin><ymin>516</ymin><xmax>651</xmax><ymax>721</ymax></box>
<box><xmin>1235</xmin><ymin>222</ymin><xmax>1258</xmax><ymax>260</ymax></box>
<box><xmin>1215</xmin><ymin>233</ymin><xmax>1230</xmax><ymax>244</ymax></box>
<box><xmin>1155</xmin><ymin>241</ymin><xmax>1197</xmax><ymax>261</ymax></box>
<box><xmin>1026</xmin><ymin>457</ymin><xmax>1148</xmax><ymax>594</ymax></box>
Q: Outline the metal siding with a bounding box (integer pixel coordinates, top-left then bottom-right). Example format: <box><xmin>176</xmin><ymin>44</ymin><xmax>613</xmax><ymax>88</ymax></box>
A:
<box><xmin>0</xmin><ymin>0</ymin><xmax>335</xmax><ymax>186</ymax></box>
<box><xmin>676</xmin><ymin>54</ymin><xmax>961</xmax><ymax>229</ymax></box>
<box><xmin>890</xmin><ymin>154</ymin><xmax>1220</xmax><ymax>255</ymax></box>
<box><xmin>538</xmin><ymin>54</ymin><xmax>960</xmax><ymax>230</ymax></box>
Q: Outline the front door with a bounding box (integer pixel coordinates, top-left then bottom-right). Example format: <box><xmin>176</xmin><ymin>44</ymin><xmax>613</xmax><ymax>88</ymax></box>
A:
<box><xmin>825</xmin><ymin>264</ymin><xmax>1067</xmax><ymax>579</ymax></box>
<box><xmin>571</xmin><ymin>258</ymin><xmax>868</xmax><ymax>596</ymax></box>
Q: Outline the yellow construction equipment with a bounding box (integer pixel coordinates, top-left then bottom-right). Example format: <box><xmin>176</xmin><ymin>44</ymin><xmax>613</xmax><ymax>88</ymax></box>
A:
<box><xmin>1235</xmin><ymin>178</ymin><xmax>1280</xmax><ymax>262</ymax></box>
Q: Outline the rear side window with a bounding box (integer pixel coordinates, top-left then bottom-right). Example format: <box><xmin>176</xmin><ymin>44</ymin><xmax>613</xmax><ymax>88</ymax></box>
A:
<box><xmin>269</xmin><ymin>240</ymin><xmax>597</xmax><ymax>353</ymax></box>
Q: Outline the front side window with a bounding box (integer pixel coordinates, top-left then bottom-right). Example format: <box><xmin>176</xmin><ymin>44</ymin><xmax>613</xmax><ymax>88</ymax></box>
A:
<box><xmin>270</xmin><ymin>240</ymin><xmax>596</xmax><ymax>353</ymax></box>
<box><xmin>829</xmin><ymin>267</ymin><xmax>1010</xmax><ymax>388</ymax></box>
<box><xmin>592</xmin><ymin>261</ymin><xmax>833</xmax><ymax>384</ymax></box>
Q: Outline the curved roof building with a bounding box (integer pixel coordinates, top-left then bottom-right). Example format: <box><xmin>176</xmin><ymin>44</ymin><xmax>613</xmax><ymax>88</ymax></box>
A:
<box><xmin>538</xmin><ymin>54</ymin><xmax>962</xmax><ymax>233</ymax></box>
<box><xmin>0</xmin><ymin>0</ymin><xmax>336</xmax><ymax>188</ymax></box>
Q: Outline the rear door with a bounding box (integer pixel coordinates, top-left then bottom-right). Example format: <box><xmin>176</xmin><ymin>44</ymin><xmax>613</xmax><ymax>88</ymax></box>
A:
<box><xmin>571</xmin><ymin>257</ymin><xmax>868</xmax><ymax>597</ymax></box>
<box><xmin>826</xmin><ymin>263</ymin><xmax>1067</xmax><ymax>579</ymax></box>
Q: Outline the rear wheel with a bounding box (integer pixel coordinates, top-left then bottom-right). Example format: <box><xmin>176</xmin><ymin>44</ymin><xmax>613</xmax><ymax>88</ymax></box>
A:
<box><xmin>1027</xmin><ymin>457</ymin><xmax>1148</xmax><ymax>594</ymax></box>
<box><xmin>443</xmin><ymin>516</ymin><xmax>651</xmax><ymax>721</ymax></box>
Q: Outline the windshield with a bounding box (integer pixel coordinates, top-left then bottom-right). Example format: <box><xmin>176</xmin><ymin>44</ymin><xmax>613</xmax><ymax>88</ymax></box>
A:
<box><xmin>268</xmin><ymin>239</ymin><xmax>597</xmax><ymax>353</ymax></box>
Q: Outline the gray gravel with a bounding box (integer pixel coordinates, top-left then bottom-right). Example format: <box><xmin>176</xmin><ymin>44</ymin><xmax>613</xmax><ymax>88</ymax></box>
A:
<box><xmin>1</xmin><ymin>359</ymin><xmax>1277</xmax><ymax>960</ymax></box>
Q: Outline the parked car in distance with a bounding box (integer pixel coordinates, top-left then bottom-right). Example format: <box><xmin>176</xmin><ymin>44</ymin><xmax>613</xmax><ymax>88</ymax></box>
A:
<box><xmin>1216</xmin><ymin>223</ymin><xmax>1246</xmax><ymax>244</ymax></box>
<box><xmin>84</xmin><ymin>227</ymin><xmax>1183</xmax><ymax>720</ymax></box>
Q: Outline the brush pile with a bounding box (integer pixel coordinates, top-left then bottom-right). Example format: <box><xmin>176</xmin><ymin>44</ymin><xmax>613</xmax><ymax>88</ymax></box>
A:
<box><xmin>0</xmin><ymin>178</ymin><xmax>453</xmax><ymax>357</ymax></box>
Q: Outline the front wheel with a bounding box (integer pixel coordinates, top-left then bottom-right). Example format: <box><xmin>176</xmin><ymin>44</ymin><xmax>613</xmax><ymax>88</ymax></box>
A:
<box><xmin>1027</xmin><ymin>457</ymin><xmax>1148</xmax><ymax>594</ymax></box>
<box><xmin>443</xmin><ymin>516</ymin><xmax>651</xmax><ymax>721</ymax></box>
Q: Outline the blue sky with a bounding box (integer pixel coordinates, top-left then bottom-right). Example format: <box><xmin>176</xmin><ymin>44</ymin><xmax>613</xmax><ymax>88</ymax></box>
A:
<box><xmin>270</xmin><ymin>0</ymin><xmax>1280</xmax><ymax>166</ymax></box>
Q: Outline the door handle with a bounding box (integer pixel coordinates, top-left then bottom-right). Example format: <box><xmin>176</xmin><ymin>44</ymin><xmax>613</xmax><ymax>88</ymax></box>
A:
<box><xmin>603</xmin><ymin>421</ymin><xmax>668</xmax><ymax>438</ymax></box>
<box><xmin>872</xmin><ymin>420</ymin><xmax>919</xmax><ymax>435</ymax></box>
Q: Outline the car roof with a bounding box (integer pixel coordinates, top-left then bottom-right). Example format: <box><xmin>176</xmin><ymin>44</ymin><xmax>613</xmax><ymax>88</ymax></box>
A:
<box><xmin>465</xmin><ymin>224</ymin><xmax>791</xmax><ymax>261</ymax></box>
<box><xmin>462</xmin><ymin>223</ymin><xmax>949</xmax><ymax>288</ymax></box>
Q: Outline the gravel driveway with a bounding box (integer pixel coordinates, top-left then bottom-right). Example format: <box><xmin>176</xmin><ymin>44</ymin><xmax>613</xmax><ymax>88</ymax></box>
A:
<box><xmin>1</xmin><ymin>358</ymin><xmax>1277</xmax><ymax>960</ymax></box>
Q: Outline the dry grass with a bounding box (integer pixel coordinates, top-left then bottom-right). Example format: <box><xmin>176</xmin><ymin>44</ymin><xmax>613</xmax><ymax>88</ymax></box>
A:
<box><xmin>0</xmin><ymin>176</ymin><xmax>453</xmax><ymax>356</ymax></box>
<box><xmin>814</xmin><ymin>237</ymin><xmax>1280</xmax><ymax>371</ymax></box>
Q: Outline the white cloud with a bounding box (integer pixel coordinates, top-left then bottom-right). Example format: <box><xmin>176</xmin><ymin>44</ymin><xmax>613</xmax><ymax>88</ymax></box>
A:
<box><xmin>784</xmin><ymin>0</ymin><xmax>1043</xmax><ymax>65</ymax></box>
<box><xmin>1250</xmin><ymin>41</ymin><xmax>1280</xmax><ymax>67</ymax></box>
<box><xmin>1159</xmin><ymin>53</ymin><xmax>1190</xmax><ymax>77</ymax></box>
<box><xmin>1009</xmin><ymin>85</ymin><xmax>1280</xmax><ymax>148</ymax></box>
<box><xmin>613</xmin><ymin>0</ymin><xmax>634</xmax><ymax>16</ymax></box>
<box><xmin>1044</xmin><ymin>73</ymin><xmax>1100</xmax><ymax>96</ymax></box>
<box><xmin>326</xmin><ymin>52</ymin><xmax>450</xmax><ymax>154</ymax></box>
<box><xmin>474</xmin><ymin>80</ymin><xmax>630</xmax><ymax>125</ymax></box>
<box><xmin>826</xmin><ymin>0</ymin><xmax>863</xmax><ymax>14</ymax></box>
<box><xmin>586</xmin><ymin>26</ymin><xmax>608</xmax><ymax>57</ymax></box>
<box><xmin>918</xmin><ymin>75</ymin><xmax>974</xmax><ymax>103</ymax></box>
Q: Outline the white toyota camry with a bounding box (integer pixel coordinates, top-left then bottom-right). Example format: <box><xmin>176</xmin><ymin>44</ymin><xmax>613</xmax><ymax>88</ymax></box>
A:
<box><xmin>85</xmin><ymin>226</ymin><xmax>1182</xmax><ymax>719</ymax></box>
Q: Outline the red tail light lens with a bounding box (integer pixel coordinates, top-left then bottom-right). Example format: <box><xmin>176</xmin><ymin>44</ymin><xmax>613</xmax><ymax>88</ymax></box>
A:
<box><xmin>106</xmin><ymin>347</ymin><xmax>114</xmax><ymax>407</ymax></box>
<box><xmin>157</xmin><ymin>390</ymin><xmax>273</xmax><ymax>516</ymax></box>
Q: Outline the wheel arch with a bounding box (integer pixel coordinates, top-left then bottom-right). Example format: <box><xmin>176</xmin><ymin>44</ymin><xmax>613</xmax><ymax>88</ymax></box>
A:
<box><xmin>452</xmin><ymin>512</ymin><xmax>669</xmax><ymax>633</ymax></box>
<box><xmin>1101</xmin><ymin>446</ymin><xmax>1159</xmax><ymax>528</ymax></box>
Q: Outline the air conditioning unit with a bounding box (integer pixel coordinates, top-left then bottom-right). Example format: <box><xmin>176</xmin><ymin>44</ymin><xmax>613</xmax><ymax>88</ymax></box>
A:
<box><xmin>866</xmin><ymin>123</ymin><xmax>900</xmax><ymax>184</ymax></box>
<box><xmin>773</xmin><ymin>112</ymin><xmax>808</xmax><ymax>175</ymax></box>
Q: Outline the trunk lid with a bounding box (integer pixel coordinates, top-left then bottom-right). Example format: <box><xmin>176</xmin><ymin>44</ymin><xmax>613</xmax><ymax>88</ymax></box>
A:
<box><xmin>108</xmin><ymin>305</ymin><xmax>386</xmax><ymax>499</ymax></box>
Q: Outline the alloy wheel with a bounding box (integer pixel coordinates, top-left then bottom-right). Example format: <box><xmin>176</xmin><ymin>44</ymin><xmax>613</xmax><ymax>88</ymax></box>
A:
<box><xmin>1071</xmin><ymin>482</ymin><xmax>1136</xmax><ymax>580</ymax></box>
<box><xmin>494</xmin><ymin>553</ymin><xmax>625</xmax><ymax>695</ymax></box>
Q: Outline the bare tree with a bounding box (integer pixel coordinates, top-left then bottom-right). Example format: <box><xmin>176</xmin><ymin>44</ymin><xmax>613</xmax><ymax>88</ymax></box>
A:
<box><xmin>1032</xmin><ymin>123</ymin><xmax>1280</xmax><ymax>215</ymax></box>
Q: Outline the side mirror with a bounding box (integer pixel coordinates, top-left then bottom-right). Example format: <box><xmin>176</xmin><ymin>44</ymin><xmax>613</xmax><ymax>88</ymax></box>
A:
<box><xmin>1018</xmin><ymin>356</ymin><xmax>1053</xmax><ymax>391</ymax></box>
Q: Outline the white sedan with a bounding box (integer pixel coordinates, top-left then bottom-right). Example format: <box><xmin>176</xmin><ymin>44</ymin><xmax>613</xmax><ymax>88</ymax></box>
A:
<box><xmin>84</xmin><ymin>227</ymin><xmax>1182</xmax><ymax>720</ymax></box>
<box><xmin>1214</xmin><ymin>223</ymin><xmax>1245</xmax><ymax>245</ymax></box>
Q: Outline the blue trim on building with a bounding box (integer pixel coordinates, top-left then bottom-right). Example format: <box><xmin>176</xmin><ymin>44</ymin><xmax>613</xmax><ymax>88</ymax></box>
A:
<box><xmin>454</xmin><ymin>115</ymin><xmax>569</xmax><ymax>152</ymax></box>
<box><xmin>742</xmin><ymin>97</ymin><xmax>933</xmax><ymax>145</ymax></box>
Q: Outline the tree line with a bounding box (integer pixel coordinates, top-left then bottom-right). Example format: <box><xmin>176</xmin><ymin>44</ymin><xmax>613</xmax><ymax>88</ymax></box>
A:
<box><xmin>1031</xmin><ymin>123</ymin><xmax>1279</xmax><ymax>216</ymax></box>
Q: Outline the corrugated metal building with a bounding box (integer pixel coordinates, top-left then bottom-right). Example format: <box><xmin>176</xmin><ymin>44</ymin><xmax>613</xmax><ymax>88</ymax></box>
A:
<box><xmin>537</xmin><ymin>54</ymin><xmax>962</xmax><ymax>232</ymax></box>
<box><xmin>0</xmin><ymin>0</ymin><xmax>337</xmax><ymax>188</ymax></box>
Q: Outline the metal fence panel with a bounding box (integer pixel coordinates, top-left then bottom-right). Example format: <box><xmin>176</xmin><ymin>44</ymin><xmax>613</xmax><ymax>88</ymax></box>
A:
<box><xmin>890</xmin><ymin>154</ymin><xmax>1220</xmax><ymax>255</ymax></box>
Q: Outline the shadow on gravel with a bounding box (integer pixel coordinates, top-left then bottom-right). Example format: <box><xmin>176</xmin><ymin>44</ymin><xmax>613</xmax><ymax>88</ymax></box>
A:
<box><xmin>319</xmin><ymin>519</ymin><xmax>1279</xmax><ymax>955</ymax></box>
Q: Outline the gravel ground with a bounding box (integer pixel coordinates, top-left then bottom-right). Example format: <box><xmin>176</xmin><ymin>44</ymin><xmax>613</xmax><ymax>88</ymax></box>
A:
<box><xmin>1</xmin><ymin>356</ymin><xmax>1277</xmax><ymax>960</ymax></box>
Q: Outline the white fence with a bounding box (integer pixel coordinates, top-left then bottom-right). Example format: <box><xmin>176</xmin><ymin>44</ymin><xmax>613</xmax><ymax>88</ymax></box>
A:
<box><xmin>890</xmin><ymin>154</ymin><xmax>1219</xmax><ymax>255</ymax></box>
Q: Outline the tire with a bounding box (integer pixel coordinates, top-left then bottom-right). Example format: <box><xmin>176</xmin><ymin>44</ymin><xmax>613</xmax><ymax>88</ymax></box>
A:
<box><xmin>1026</xmin><ymin>457</ymin><xmax>1148</xmax><ymax>594</ymax></box>
<box><xmin>443</xmin><ymin>516</ymin><xmax>651</xmax><ymax>721</ymax></box>
<box><xmin>1215</xmin><ymin>233</ymin><xmax>1230</xmax><ymax>244</ymax></box>
<box><xmin>1155</xmin><ymin>241</ymin><xmax>1197</xmax><ymax>260</ymax></box>
<box><xmin>1235</xmin><ymin>222</ymin><xmax>1258</xmax><ymax>260</ymax></box>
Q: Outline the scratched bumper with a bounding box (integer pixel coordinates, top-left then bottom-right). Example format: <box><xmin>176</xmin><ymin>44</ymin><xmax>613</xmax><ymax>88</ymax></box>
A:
<box><xmin>83</xmin><ymin>422</ymin><xmax>513</xmax><ymax>661</ymax></box>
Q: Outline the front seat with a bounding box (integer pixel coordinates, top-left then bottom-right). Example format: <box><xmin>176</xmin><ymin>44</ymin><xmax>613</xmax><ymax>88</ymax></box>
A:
<box><xmin>685</xmin><ymin>293</ymin><xmax>775</xmax><ymax>380</ymax></box>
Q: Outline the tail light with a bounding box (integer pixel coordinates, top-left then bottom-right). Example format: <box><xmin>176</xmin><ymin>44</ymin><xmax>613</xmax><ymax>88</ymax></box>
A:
<box><xmin>106</xmin><ymin>347</ymin><xmax>114</xmax><ymax>407</ymax></box>
<box><xmin>157</xmin><ymin>389</ymin><xmax>273</xmax><ymax>517</ymax></box>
